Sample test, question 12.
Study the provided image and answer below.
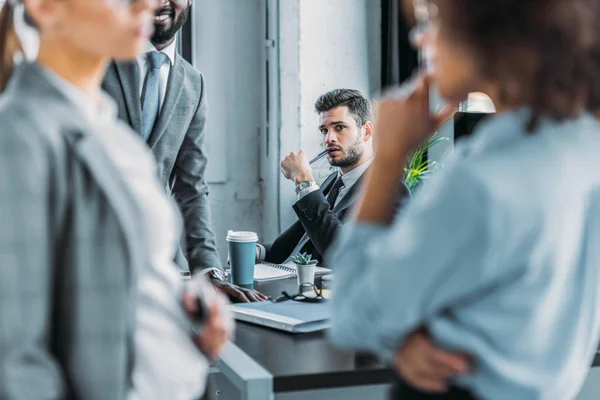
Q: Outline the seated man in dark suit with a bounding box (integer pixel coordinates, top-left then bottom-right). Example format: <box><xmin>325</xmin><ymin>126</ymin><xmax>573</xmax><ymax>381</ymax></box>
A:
<box><xmin>256</xmin><ymin>89</ymin><xmax>410</xmax><ymax>266</ymax></box>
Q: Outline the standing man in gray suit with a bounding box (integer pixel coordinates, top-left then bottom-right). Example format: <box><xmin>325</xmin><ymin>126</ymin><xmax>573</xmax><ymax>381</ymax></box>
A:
<box><xmin>103</xmin><ymin>0</ymin><xmax>266</xmax><ymax>302</ymax></box>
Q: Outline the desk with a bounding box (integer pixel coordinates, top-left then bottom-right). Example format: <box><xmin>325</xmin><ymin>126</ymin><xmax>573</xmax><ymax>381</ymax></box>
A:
<box><xmin>207</xmin><ymin>277</ymin><xmax>394</xmax><ymax>400</ymax></box>
<box><xmin>207</xmin><ymin>277</ymin><xmax>600</xmax><ymax>400</ymax></box>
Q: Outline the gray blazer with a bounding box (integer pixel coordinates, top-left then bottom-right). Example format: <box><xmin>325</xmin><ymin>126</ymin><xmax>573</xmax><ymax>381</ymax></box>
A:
<box><xmin>0</xmin><ymin>63</ymin><xmax>146</xmax><ymax>399</ymax></box>
<box><xmin>102</xmin><ymin>54</ymin><xmax>221</xmax><ymax>273</ymax></box>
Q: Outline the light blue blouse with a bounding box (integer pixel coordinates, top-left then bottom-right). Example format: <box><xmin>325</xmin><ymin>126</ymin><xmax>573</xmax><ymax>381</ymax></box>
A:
<box><xmin>328</xmin><ymin>108</ymin><xmax>600</xmax><ymax>399</ymax></box>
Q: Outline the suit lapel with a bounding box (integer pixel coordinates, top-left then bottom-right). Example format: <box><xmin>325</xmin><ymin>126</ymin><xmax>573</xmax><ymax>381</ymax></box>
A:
<box><xmin>63</xmin><ymin>130</ymin><xmax>141</xmax><ymax>283</ymax></box>
<box><xmin>114</xmin><ymin>61</ymin><xmax>143</xmax><ymax>134</ymax></box>
<box><xmin>147</xmin><ymin>59</ymin><xmax>186</xmax><ymax>149</ymax></box>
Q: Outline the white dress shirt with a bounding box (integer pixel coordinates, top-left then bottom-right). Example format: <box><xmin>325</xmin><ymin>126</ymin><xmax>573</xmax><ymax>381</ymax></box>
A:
<box><xmin>297</xmin><ymin>157</ymin><xmax>374</xmax><ymax>207</ymax></box>
<box><xmin>136</xmin><ymin>39</ymin><xmax>177</xmax><ymax>112</ymax></box>
<box><xmin>39</xmin><ymin>66</ymin><xmax>210</xmax><ymax>400</ymax></box>
<box><xmin>329</xmin><ymin>108</ymin><xmax>600</xmax><ymax>400</ymax></box>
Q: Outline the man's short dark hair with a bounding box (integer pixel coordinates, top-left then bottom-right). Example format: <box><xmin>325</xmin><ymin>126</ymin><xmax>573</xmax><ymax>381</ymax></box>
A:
<box><xmin>314</xmin><ymin>89</ymin><xmax>373</xmax><ymax>127</ymax></box>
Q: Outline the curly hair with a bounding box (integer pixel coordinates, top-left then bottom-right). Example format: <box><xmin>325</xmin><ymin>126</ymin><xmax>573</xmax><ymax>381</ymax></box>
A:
<box><xmin>433</xmin><ymin>0</ymin><xmax>600</xmax><ymax>131</ymax></box>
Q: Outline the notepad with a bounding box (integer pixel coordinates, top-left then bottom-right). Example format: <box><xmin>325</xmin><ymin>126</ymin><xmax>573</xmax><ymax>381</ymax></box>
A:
<box><xmin>230</xmin><ymin>300</ymin><xmax>331</xmax><ymax>333</ymax></box>
<box><xmin>253</xmin><ymin>262</ymin><xmax>331</xmax><ymax>282</ymax></box>
<box><xmin>254</xmin><ymin>262</ymin><xmax>296</xmax><ymax>281</ymax></box>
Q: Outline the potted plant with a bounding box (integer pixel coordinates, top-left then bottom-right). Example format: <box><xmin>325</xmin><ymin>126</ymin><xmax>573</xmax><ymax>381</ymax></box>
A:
<box><xmin>404</xmin><ymin>134</ymin><xmax>449</xmax><ymax>191</ymax></box>
<box><xmin>291</xmin><ymin>252</ymin><xmax>318</xmax><ymax>286</ymax></box>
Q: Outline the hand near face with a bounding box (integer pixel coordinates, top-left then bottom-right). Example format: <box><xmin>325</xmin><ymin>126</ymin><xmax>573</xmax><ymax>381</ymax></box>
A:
<box><xmin>374</xmin><ymin>73</ymin><xmax>457</xmax><ymax>161</ymax></box>
<box><xmin>280</xmin><ymin>150</ymin><xmax>314</xmax><ymax>184</ymax></box>
<box><xmin>395</xmin><ymin>330</ymin><xmax>470</xmax><ymax>393</ymax></box>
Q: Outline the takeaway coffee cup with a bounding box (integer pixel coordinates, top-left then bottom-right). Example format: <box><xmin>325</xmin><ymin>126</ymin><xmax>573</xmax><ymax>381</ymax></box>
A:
<box><xmin>226</xmin><ymin>231</ymin><xmax>258</xmax><ymax>286</ymax></box>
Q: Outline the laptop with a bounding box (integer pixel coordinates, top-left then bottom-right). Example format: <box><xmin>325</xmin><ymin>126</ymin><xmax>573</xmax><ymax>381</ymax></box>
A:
<box><xmin>230</xmin><ymin>299</ymin><xmax>331</xmax><ymax>333</ymax></box>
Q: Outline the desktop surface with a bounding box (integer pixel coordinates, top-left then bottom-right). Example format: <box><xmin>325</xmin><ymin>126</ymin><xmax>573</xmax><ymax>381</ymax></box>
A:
<box><xmin>233</xmin><ymin>277</ymin><xmax>394</xmax><ymax>392</ymax></box>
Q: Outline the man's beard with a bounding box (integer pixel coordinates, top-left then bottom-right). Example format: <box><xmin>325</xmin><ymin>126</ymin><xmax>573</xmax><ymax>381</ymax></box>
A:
<box><xmin>329</xmin><ymin>133</ymin><xmax>364</xmax><ymax>169</ymax></box>
<box><xmin>151</xmin><ymin>6</ymin><xmax>190</xmax><ymax>45</ymax></box>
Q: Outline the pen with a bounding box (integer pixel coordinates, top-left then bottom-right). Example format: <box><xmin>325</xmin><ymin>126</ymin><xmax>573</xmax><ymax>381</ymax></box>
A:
<box><xmin>309</xmin><ymin>149</ymin><xmax>330</xmax><ymax>165</ymax></box>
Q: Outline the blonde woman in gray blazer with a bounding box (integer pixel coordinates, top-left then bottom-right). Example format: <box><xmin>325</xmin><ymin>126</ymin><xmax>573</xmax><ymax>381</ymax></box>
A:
<box><xmin>0</xmin><ymin>1</ymin><xmax>232</xmax><ymax>399</ymax></box>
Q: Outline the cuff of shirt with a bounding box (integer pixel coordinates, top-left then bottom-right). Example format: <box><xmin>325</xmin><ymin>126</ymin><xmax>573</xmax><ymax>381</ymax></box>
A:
<box><xmin>201</xmin><ymin>267</ymin><xmax>226</xmax><ymax>281</ymax></box>
<box><xmin>296</xmin><ymin>184</ymin><xmax>320</xmax><ymax>201</ymax></box>
<box><xmin>256</xmin><ymin>243</ymin><xmax>267</xmax><ymax>263</ymax></box>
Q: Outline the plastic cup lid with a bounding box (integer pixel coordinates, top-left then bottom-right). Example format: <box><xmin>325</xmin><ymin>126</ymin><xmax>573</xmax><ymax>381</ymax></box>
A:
<box><xmin>226</xmin><ymin>230</ymin><xmax>258</xmax><ymax>243</ymax></box>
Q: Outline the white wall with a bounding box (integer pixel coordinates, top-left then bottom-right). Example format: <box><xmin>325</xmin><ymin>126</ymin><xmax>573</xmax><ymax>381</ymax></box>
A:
<box><xmin>192</xmin><ymin>0</ymin><xmax>265</xmax><ymax>262</ymax></box>
<box><xmin>278</xmin><ymin>0</ymin><xmax>382</xmax><ymax>229</ymax></box>
<box><xmin>191</xmin><ymin>0</ymin><xmax>383</xmax><ymax>251</ymax></box>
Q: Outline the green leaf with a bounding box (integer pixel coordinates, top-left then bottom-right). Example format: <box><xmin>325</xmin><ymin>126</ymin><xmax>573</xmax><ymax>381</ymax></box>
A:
<box><xmin>403</xmin><ymin>134</ymin><xmax>449</xmax><ymax>190</ymax></box>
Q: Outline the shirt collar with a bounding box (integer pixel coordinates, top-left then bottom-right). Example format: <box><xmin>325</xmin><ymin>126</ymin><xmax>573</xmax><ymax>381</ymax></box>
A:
<box><xmin>37</xmin><ymin>64</ymin><xmax>118</xmax><ymax>124</ymax></box>
<box><xmin>340</xmin><ymin>157</ymin><xmax>374</xmax><ymax>187</ymax></box>
<box><xmin>140</xmin><ymin>38</ymin><xmax>177</xmax><ymax>66</ymax></box>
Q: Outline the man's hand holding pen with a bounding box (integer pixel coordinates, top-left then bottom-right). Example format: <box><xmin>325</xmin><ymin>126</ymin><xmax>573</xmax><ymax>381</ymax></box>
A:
<box><xmin>280</xmin><ymin>150</ymin><xmax>316</xmax><ymax>183</ymax></box>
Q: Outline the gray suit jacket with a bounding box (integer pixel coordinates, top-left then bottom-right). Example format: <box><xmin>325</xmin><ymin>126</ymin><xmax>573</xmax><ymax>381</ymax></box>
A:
<box><xmin>102</xmin><ymin>54</ymin><xmax>221</xmax><ymax>273</ymax></box>
<box><xmin>0</xmin><ymin>63</ymin><xmax>146</xmax><ymax>399</ymax></box>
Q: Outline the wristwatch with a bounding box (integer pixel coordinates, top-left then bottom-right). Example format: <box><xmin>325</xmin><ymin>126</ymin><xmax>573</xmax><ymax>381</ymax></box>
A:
<box><xmin>295</xmin><ymin>180</ymin><xmax>317</xmax><ymax>195</ymax></box>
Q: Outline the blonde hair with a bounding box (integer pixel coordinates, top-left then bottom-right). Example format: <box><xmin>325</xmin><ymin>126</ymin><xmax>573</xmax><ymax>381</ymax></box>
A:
<box><xmin>0</xmin><ymin>1</ymin><xmax>23</xmax><ymax>93</ymax></box>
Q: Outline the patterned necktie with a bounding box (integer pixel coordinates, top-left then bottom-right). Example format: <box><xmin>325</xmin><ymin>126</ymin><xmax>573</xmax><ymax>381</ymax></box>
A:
<box><xmin>326</xmin><ymin>176</ymin><xmax>345</xmax><ymax>209</ymax></box>
<box><xmin>141</xmin><ymin>51</ymin><xmax>167</xmax><ymax>142</ymax></box>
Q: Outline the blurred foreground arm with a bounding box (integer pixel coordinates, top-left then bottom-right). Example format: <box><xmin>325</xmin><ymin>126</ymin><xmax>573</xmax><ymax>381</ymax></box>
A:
<box><xmin>183</xmin><ymin>275</ymin><xmax>234</xmax><ymax>359</ymax></box>
<box><xmin>395</xmin><ymin>330</ymin><xmax>470</xmax><ymax>393</ymax></box>
<box><xmin>327</xmin><ymin>75</ymin><xmax>499</xmax><ymax>358</ymax></box>
<box><xmin>0</xmin><ymin>130</ymin><xmax>64</xmax><ymax>398</ymax></box>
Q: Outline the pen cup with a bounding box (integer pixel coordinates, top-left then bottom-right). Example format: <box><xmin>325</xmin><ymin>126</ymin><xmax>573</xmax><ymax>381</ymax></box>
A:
<box><xmin>226</xmin><ymin>231</ymin><xmax>258</xmax><ymax>287</ymax></box>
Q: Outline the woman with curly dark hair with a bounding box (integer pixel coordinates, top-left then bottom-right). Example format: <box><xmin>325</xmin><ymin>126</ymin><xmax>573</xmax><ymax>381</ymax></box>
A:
<box><xmin>327</xmin><ymin>0</ymin><xmax>600</xmax><ymax>399</ymax></box>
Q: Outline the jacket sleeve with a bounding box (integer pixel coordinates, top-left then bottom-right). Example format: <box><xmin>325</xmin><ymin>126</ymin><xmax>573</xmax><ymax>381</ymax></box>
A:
<box><xmin>292</xmin><ymin>190</ymin><xmax>343</xmax><ymax>261</ymax></box>
<box><xmin>171</xmin><ymin>74</ymin><xmax>222</xmax><ymax>273</ymax></box>
<box><xmin>0</xmin><ymin>128</ymin><xmax>65</xmax><ymax>399</ymax></box>
<box><xmin>262</xmin><ymin>222</ymin><xmax>306</xmax><ymax>264</ymax></box>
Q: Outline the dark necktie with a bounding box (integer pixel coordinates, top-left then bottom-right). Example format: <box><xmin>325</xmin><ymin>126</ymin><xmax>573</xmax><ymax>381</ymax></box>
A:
<box><xmin>326</xmin><ymin>176</ymin><xmax>345</xmax><ymax>209</ymax></box>
<box><xmin>141</xmin><ymin>51</ymin><xmax>167</xmax><ymax>142</ymax></box>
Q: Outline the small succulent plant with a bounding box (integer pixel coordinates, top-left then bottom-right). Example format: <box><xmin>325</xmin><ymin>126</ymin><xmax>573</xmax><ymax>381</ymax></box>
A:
<box><xmin>291</xmin><ymin>252</ymin><xmax>318</xmax><ymax>265</ymax></box>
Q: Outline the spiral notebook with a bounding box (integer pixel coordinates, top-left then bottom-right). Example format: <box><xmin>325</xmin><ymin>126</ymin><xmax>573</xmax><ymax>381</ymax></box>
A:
<box><xmin>254</xmin><ymin>262</ymin><xmax>331</xmax><ymax>282</ymax></box>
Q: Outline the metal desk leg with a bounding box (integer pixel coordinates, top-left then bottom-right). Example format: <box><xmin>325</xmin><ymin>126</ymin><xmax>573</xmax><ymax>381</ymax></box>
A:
<box><xmin>207</xmin><ymin>342</ymin><xmax>273</xmax><ymax>400</ymax></box>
